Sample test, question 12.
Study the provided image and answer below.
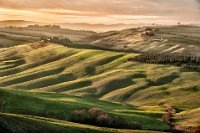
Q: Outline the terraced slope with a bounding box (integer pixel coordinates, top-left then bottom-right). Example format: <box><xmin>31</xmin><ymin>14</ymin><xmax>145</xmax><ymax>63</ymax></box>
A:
<box><xmin>0</xmin><ymin>43</ymin><xmax>199</xmax><ymax>132</ymax></box>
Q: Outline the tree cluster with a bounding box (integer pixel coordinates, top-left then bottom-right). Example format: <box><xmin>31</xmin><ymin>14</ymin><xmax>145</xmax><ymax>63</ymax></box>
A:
<box><xmin>68</xmin><ymin>108</ymin><xmax>141</xmax><ymax>129</ymax></box>
<box><xmin>27</xmin><ymin>24</ymin><xmax>61</xmax><ymax>29</ymax></box>
<box><xmin>128</xmin><ymin>52</ymin><xmax>200</xmax><ymax>72</ymax></box>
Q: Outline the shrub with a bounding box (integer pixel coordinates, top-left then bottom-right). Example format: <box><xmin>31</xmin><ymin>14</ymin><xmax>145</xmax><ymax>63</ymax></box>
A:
<box><xmin>129</xmin><ymin>121</ymin><xmax>142</xmax><ymax>129</ymax></box>
<box><xmin>146</xmin><ymin>31</ymin><xmax>154</xmax><ymax>36</ymax></box>
<box><xmin>96</xmin><ymin>114</ymin><xmax>110</xmax><ymax>127</ymax></box>
<box><xmin>87</xmin><ymin>108</ymin><xmax>106</xmax><ymax>124</ymax></box>
<box><xmin>144</xmin><ymin>27</ymin><xmax>153</xmax><ymax>31</ymax></box>
<box><xmin>69</xmin><ymin>109</ymin><xmax>88</xmax><ymax>123</ymax></box>
<box><xmin>68</xmin><ymin>108</ymin><xmax>142</xmax><ymax>130</ymax></box>
<box><xmin>88</xmin><ymin>108</ymin><xmax>106</xmax><ymax>118</ymax></box>
<box><xmin>110</xmin><ymin>116</ymin><xmax>127</xmax><ymax>129</ymax></box>
<box><xmin>153</xmin><ymin>28</ymin><xmax>159</xmax><ymax>32</ymax></box>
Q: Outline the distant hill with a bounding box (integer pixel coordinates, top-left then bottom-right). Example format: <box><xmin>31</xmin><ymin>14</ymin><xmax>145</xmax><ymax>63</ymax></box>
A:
<box><xmin>56</xmin><ymin>23</ymin><xmax>144</xmax><ymax>32</ymax></box>
<box><xmin>0</xmin><ymin>25</ymin><xmax>96</xmax><ymax>47</ymax></box>
<box><xmin>0</xmin><ymin>20</ymin><xmax>39</xmax><ymax>27</ymax></box>
<box><xmin>81</xmin><ymin>26</ymin><xmax>200</xmax><ymax>56</ymax></box>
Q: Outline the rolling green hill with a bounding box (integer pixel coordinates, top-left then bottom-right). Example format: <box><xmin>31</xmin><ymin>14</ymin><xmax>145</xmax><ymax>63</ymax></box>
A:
<box><xmin>0</xmin><ymin>43</ymin><xmax>199</xmax><ymax>132</ymax></box>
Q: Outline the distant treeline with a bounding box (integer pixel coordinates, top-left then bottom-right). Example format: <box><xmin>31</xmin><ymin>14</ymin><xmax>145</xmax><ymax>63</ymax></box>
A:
<box><xmin>128</xmin><ymin>52</ymin><xmax>200</xmax><ymax>72</ymax></box>
<box><xmin>27</xmin><ymin>24</ymin><xmax>61</xmax><ymax>29</ymax></box>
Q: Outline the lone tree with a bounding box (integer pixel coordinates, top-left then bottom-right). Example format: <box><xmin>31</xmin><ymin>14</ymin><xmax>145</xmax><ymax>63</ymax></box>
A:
<box><xmin>178</xmin><ymin>22</ymin><xmax>181</xmax><ymax>27</ymax></box>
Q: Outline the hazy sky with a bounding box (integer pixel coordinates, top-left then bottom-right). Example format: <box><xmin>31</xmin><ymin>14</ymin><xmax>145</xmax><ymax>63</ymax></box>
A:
<box><xmin>0</xmin><ymin>0</ymin><xmax>200</xmax><ymax>24</ymax></box>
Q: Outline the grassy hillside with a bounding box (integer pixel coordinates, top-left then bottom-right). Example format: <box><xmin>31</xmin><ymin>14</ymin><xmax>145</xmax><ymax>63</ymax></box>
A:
<box><xmin>0</xmin><ymin>89</ymin><xmax>169</xmax><ymax>131</ymax></box>
<box><xmin>174</xmin><ymin>108</ymin><xmax>200</xmax><ymax>128</ymax></box>
<box><xmin>82</xmin><ymin>26</ymin><xmax>200</xmax><ymax>56</ymax></box>
<box><xmin>1</xmin><ymin>44</ymin><xmax>199</xmax><ymax>109</ymax></box>
<box><xmin>0</xmin><ymin>43</ymin><xmax>199</xmax><ymax>132</ymax></box>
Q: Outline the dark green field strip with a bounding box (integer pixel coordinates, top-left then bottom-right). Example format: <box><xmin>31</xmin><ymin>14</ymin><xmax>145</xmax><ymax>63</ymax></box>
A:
<box><xmin>0</xmin><ymin>53</ymin><xmax>68</xmax><ymax>77</ymax></box>
<box><xmin>0</xmin><ymin>49</ymin><xmax>81</xmax><ymax>79</ymax></box>
<box><xmin>32</xmin><ymin>70</ymin><xmax>125</xmax><ymax>92</ymax></box>
<box><xmin>0</xmin><ymin>45</ymin><xmax>79</xmax><ymax>77</ymax></box>
<box><xmin>10</xmin><ymin>73</ymin><xmax>76</xmax><ymax>90</ymax></box>
<box><xmin>0</xmin><ymin>67</ymin><xmax>65</xmax><ymax>87</ymax></box>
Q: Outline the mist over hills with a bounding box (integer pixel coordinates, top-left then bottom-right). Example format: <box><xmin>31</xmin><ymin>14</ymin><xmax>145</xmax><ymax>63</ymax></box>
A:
<box><xmin>0</xmin><ymin>20</ymin><xmax>146</xmax><ymax>32</ymax></box>
<box><xmin>56</xmin><ymin>23</ymin><xmax>143</xmax><ymax>32</ymax></box>
<box><xmin>0</xmin><ymin>20</ymin><xmax>39</xmax><ymax>27</ymax></box>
